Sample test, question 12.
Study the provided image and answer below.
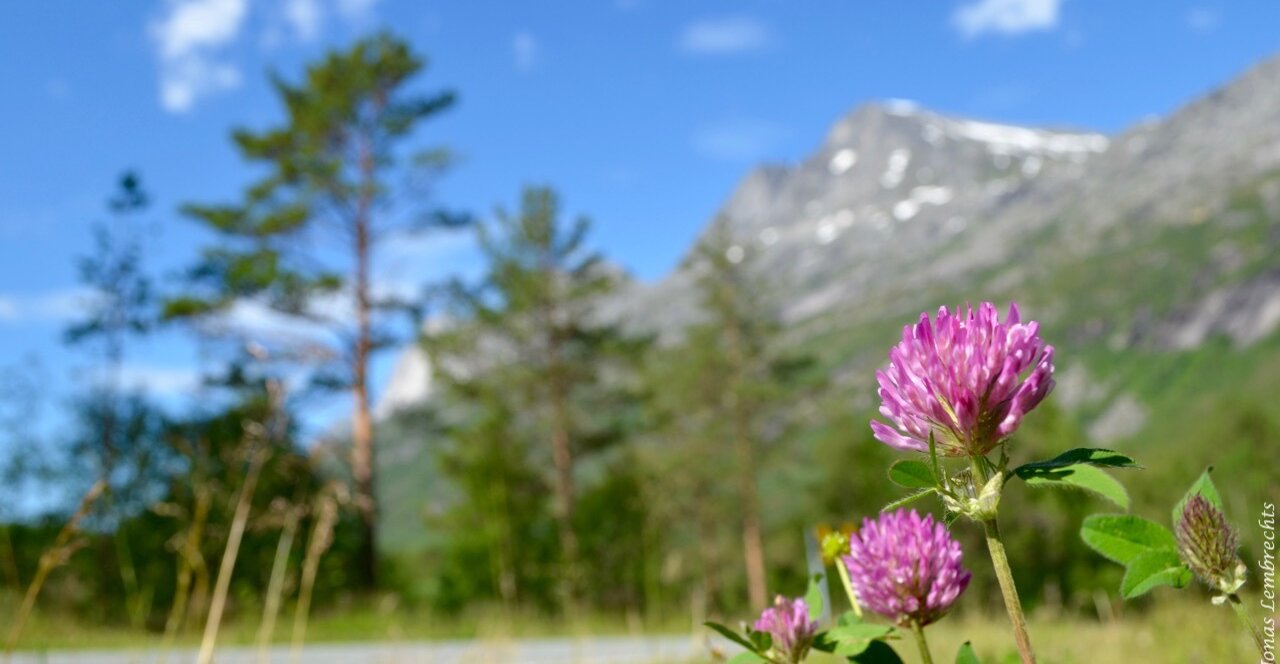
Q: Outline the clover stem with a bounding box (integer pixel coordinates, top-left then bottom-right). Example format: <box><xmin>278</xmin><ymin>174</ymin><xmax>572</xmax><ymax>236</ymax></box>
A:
<box><xmin>1228</xmin><ymin>593</ymin><xmax>1266</xmax><ymax>655</ymax></box>
<box><xmin>910</xmin><ymin>620</ymin><xmax>935</xmax><ymax>664</ymax></box>
<box><xmin>833</xmin><ymin>555</ymin><xmax>863</xmax><ymax>618</ymax></box>
<box><xmin>969</xmin><ymin>455</ymin><xmax>1037</xmax><ymax>664</ymax></box>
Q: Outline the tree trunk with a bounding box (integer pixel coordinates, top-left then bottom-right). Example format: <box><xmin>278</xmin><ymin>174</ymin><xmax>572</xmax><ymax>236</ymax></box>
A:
<box><xmin>549</xmin><ymin>371</ymin><xmax>580</xmax><ymax>609</ymax></box>
<box><xmin>350</xmin><ymin>130</ymin><xmax>378</xmax><ymax>589</ymax></box>
<box><xmin>725</xmin><ymin>319</ymin><xmax>767</xmax><ymax>611</ymax></box>
<box><xmin>541</xmin><ymin>262</ymin><xmax>579</xmax><ymax>610</ymax></box>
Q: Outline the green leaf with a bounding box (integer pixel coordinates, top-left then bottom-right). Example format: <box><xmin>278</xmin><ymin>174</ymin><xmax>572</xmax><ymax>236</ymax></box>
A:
<box><xmin>834</xmin><ymin>610</ymin><xmax>861</xmax><ymax>626</ymax></box>
<box><xmin>805</xmin><ymin>573</ymin><xmax>825</xmax><ymax>621</ymax></box>
<box><xmin>1014</xmin><ymin>463</ymin><xmax>1130</xmax><ymax>510</ymax></box>
<box><xmin>704</xmin><ymin>621</ymin><xmax>756</xmax><ymax>653</ymax></box>
<box><xmin>748</xmin><ymin>628</ymin><xmax>773</xmax><ymax>653</ymax></box>
<box><xmin>1120</xmin><ymin>549</ymin><xmax>1193</xmax><ymax>598</ymax></box>
<box><xmin>1173</xmin><ymin>466</ymin><xmax>1223</xmax><ymax>525</ymax></box>
<box><xmin>888</xmin><ymin>460</ymin><xmax>937</xmax><ymax>489</ymax></box>
<box><xmin>850</xmin><ymin>639</ymin><xmax>906</xmax><ymax>663</ymax></box>
<box><xmin>728</xmin><ymin>653</ymin><xmax>769</xmax><ymax>664</ymax></box>
<box><xmin>1013</xmin><ymin>448</ymin><xmax>1141</xmax><ymax>473</ymax></box>
<box><xmin>823</xmin><ymin>624</ymin><xmax>895</xmax><ymax>657</ymax></box>
<box><xmin>882</xmin><ymin>488</ymin><xmax>936</xmax><ymax>512</ymax></box>
<box><xmin>954</xmin><ymin>641</ymin><xmax>982</xmax><ymax>664</ymax></box>
<box><xmin>1080</xmin><ymin>514</ymin><xmax>1178</xmax><ymax>565</ymax></box>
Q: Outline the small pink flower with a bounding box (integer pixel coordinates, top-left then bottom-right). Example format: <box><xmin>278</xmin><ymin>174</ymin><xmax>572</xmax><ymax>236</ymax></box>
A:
<box><xmin>753</xmin><ymin>595</ymin><xmax>817</xmax><ymax>663</ymax></box>
<box><xmin>843</xmin><ymin>509</ymin><xmax>971</xmax><ymax>627</ymax></box>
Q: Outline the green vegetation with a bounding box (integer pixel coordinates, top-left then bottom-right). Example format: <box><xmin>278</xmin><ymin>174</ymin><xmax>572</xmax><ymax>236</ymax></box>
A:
<box><xmin>0</xmin><ymin>26</ymin><xmax>1277</xmax><ymax>662</ymax></box>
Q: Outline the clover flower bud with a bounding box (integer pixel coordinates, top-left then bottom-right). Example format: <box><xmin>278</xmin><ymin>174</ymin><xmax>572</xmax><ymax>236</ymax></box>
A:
<box><xmin>1176</xmin><ymin>494</ymin><xmax>1247</xmax><ymax>599</ymax></box>
<box><xmin>753</xmin><ymin>595</ymin><xmax>817</xmax><ymax>664</ymax></box>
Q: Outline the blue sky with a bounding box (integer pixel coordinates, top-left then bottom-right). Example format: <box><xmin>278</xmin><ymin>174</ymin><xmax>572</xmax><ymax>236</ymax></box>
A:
<box><xmin>0</xmin><ymin>0</ymin><xmax>1277</xmax><ymax>446</ymax></box>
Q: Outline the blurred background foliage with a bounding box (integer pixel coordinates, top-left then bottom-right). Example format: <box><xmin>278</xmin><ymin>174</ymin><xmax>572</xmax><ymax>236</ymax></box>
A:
<box><xmin>1</xmin><ymin>29</ymin><xmax>1278</xmax><ymax>653</ymax></box>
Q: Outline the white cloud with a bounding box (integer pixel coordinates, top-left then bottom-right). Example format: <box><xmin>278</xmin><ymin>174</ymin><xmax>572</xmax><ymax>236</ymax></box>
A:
<box><xmin>148</xmin><ymin>0</ymin><xmax>388</xmax><ymax>111</ymax></box>
<box><xmin>117</xmin><ymin>364</ymin><xmax>202</xmax><ymax>395</ymax></box>
<box><xmin>284</xmin><ymin>0</ymin><xmax>323</xmax><ymax>40</ymax></box>
<box><xmin>512</xmin><ymin>30</ymin><xmax>539</xmax><ymax>71</ymax></box>
<box><xmin>952</xmin><ymin>0</ymin><xmax>1063</xmax><ymax>38</ymax></box>
<box><xmin>692</xmin><ymin>117</ymin><xmax>788</xmax><ymax>162</ymax></box>
<box><xmin>334</xmin><ymin>0</ymin><xmax>379</xmax><ymax>21</ymax></box>
<box><xmin>679</xmin><ymin>16</ymin><xmax>772</xmax><ymax>55</ymax></box>
<box><xmin>149</xmin><ymin>0</ymin><xmax>249</xmax><ymax>113</ymax></box>
<box><xmin>0</xmin><ymin>288</ymin><xmax>97</xmax><ymax>324</ymax></box>
<box><xmin>1186</xmin><ymin>7</ymin><xmax>1220</xmax><ymax>32</ymax></box>
<box><xmin>44</xmin><ymin>78</ymin><xmax>71</xmax><ymax>100</ymax></box>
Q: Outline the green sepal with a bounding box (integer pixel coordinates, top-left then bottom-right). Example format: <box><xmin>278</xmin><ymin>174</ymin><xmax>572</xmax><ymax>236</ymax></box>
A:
<box><xmin>1172</xmin><ymin>466</ymin><xmax>1223</xmax><ymax>525</ymax></box>
<box><xmin>954</xmin><ymin>641</ymin><xmax>982</xmax><ymax>664</ymax></box>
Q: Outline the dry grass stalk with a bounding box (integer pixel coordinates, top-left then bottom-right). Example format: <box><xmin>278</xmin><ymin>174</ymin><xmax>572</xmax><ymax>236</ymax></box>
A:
<box><xmin>289</xmin><ymin>482</ymin><xmax>345</xmax><ymax>664</ymax></box>
<box><xmin>157</xmin><ymin>469</ymin><xmax>212</xmax><ymax>662</ymax></box>
<box><xmin>255</xmin><ymin>499</ymin><xmax>303</xmax><ymax>664</ymax></box>
<box><xmin>196</xmin><ymin>374</ymin><xmax>284</xmax><ymax>664</ymax></box>
<box><xmin>3</xmin><ymin>480</ymin><xmax>106</xmax><ymax>660</ymax></box>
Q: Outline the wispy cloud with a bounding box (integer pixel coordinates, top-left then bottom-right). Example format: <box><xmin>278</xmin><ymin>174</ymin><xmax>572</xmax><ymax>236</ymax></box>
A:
<box><xmin>512</xmin><ymin>30</ymin><xmax>539</xmax><ymax>72</ymax></box>
<box><xmin>679</xmin><ymin>16</ymin><xmax>772</xmax><ymax>56</ymax></box>
<box><xmin>1186</xmin><ymin>7</ymin><xmax>1220</xmax><ymax>33</ymax></box>
<box><xmin>692</xmin><ymin>117</ymin><xmax>788</xmax><ymax>162</ymax></box>
<box><xmin>44</xmin><ymin>78</ymin><xmax>71</xmax><ymax>101</ymax></box>
<box><xmin>0</xmin><ymin>288</ymin><xmax>97</xmax><ymax>324</ymax></box>
<box><xmin>284</xmin><ymin>0</ymin><xmax>323</xmax><ymax>41</ymax></box>
<box><xmin>149</xmin><ymin>0</ymin><xmax>384</xmax><ymax>112</ymax></box>
<box><xmin>149</xmin><ymin>0</ymin><xmax>249</xmax><ymax>113</ymax></box>
<box><xmin>952</xmin><ymin>0</ymin><xmax>1063</xmax><ymax>39</ymax></box>
<box><xmin>117</xmin><ymin>364</ymin><xmax>202</xmax><ymax>395</ymax></box>
<box><xmin>334</xmin><ymin>0</ymin><xmax>379</xmax><ymax>22</ymax></box>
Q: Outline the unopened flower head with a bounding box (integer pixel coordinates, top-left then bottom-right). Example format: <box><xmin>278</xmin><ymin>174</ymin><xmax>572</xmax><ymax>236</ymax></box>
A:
<box><xmin>871</xmin><ymin>302</ymin><xmax>1055</xmax><ymax>457</ymax></box>
<box><xmin>819</xmin><ymin>527</ymin><xmax>851</xmax><ymax>566</ymax></box>
<box><xmin>843</xmin><ymin>509</ymin><xmax>971</xmax><ymax>627</ymax></box>
<box><xmin>753</xmin><ymin>595</ymin><xmax>817</xmax><ymax>664</ymax></box>
<box><xmin>1176</xmin><ymin>495</ymin><xmax>1246</xmax><ymax>597</ymax></box>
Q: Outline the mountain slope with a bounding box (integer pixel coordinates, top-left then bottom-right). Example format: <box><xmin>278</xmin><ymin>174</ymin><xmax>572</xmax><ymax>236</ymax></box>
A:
<box><xmin>374</xmin><ymin>54</ymin><xmax>1280</xmax><ymax>553</ymax></box>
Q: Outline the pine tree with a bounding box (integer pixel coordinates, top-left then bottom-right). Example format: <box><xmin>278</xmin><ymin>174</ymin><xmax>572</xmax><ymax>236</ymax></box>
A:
<box><xmin>427</xmin><ymin>186</ymin><xmax>641</xmax><ymax>608</ymax></box>
<box><xmin>65</xmin><ymin>171</ymin><xmax>154</xmax><ymax>501</ymax></box>
<box><xmin>647</xmin><ymin>218</ymin><xmax>813</xmax><ymax>611</ymax></box>
<box><xmin>165</xmin><ymin>33</ymin><xmax>459</xmax><ymax>587</ymax></box>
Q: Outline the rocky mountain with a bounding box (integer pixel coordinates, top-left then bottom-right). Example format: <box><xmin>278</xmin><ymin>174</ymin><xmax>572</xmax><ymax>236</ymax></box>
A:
<box><xmin>379</xmin><ymin>54</ymin><xmax>1280</xmax><ymax>417</ymax></box>
<box><xmin>372</xmin><ymin>54</ymin><xmax>1280</xmax><ymax>551</ymax></box>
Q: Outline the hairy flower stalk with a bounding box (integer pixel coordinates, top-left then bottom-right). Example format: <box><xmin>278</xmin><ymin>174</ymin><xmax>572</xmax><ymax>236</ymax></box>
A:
<box><xmin>843</xmin><ymin>510</ymin><xmax>969</xmax><ymax>664</ymax></box>
<box><xmin>871</xmin><ymin>302</ymin><xmax>1054</xmax><ymax>664</ymax></box>
<box><xmin>753</xmin><ymin>596</ymin><xmax>818</xmax><ymax>664</ymax></box>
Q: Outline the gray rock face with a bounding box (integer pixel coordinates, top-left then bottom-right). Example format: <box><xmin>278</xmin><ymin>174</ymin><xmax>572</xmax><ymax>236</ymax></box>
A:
<box><xmin>625</xmin><ymin>56</ymin><xmax>1280</xmax><ymax>342</ymax></box>
<box><xmin>380</xmin><ymin>55</ymin><xmax>1280</xmax><ymax>414</ymax></box>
